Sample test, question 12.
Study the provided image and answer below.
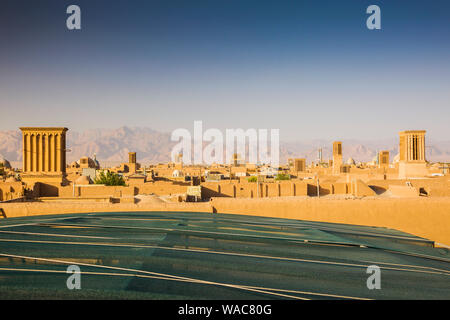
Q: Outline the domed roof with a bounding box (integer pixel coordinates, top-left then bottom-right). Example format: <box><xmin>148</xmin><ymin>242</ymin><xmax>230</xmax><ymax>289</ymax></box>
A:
<box><xmin>92</xmin><ymin>154</ymin><xmax>100</xmax><ymax>168</ymax></box>
<box><xmin>74</xmin><ymin>175</ymin><xmax>91</xmax><ymax>185</ymax></box>
<box><xmin>0</xmin><ymin>155</ymin><xmax>11</xmax><ymax>169</ymax></box>
<box><xmin>346</xmin><ymin>157</ymin><xmax>355</xmax><ymax>165</ymax></box>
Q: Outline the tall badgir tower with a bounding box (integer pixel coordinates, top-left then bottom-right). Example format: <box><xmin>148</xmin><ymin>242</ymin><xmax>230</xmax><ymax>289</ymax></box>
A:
<box><xmin>20</xmin><ymin>127</ymin><xmax>69</xmax><ymax>186</ymax></box>
<box><xmin>398</xmin><ymin>130</ymin><xmax>427</xmax><ymax>179</ymax></box>
<box><xmin>332</xmin><ymin>141</ymin><xmax>343</xmax><ymax>174</ymax></box>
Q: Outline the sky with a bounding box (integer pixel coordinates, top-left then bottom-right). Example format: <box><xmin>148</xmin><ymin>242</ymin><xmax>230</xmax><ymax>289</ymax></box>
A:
<box><xmin>1</xmin><ymin>0</ymin><xmax>449</xmax><ymax>142</ymax></box>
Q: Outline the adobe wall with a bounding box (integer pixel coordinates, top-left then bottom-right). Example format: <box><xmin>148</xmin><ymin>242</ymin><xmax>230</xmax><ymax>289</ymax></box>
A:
<box><xmin>57</xmin><ymin>185</ymin><xmax>137</xmax><ymax>198</ymax></box>
<box><xmin>310</xmin><ymin>167</ymin><xmax>398</xmax><ymax>182</ymax></box>
<box><xmin>200</xmin><ymin>181</ymin><xmax>354</xmax><ymax>199</ymax></box>
<box><xmin>0</xmin><ymin>182</ymin><xmax>24</xmax><ymax>201</ymax></box>
<box><xmin>135</xmin><ymin>181</ymin><xmax>190</xmax><ymax>195</ymax></box>
<box><xmin>0</xmin><ymin>201</ymin><xmax>211</xmax><ymax>218</ymax></box>
<box><xmin>30</xmin><ymin>177</ymin><xmax>450</xmax><ymax>200</ymax></box>
<box><xmin>388</xmin><ymin>185</ymin><xmax>419</xmax><ymax>197</ymax></box>
<box><xmin>37</xmin><ymin>182</ymin><xmax>60</xmax><ymax>197</ymax></box>
<box><xmin>41</xmin><ymin>181</ymin><xmax>190</xmax><ymax>198</ymax></box>
<box><xmin>367</xmin><ymin>177</ymin><xmax>450</xmax><ymax>197</ymax></box>
<box><xmin>350</xmin><ymin>179</ymin><xmax>376</xmax><ymax>197</ymax></box>
<box><xmin>210</xmin><ymin>197</ymin><xmax>450</xmax><ymax>246</ymax></box>
<box><xmin>201</xmin><ymin>181</ymin><xmax>311</xmax><ymax>198</ymax></box>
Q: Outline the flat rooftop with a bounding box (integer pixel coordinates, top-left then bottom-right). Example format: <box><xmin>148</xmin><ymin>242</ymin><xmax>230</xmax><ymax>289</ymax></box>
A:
<box><xmin>0</xmin><ymin>211</ymin><xmax>448</xmax><ymax>299</ymax></box>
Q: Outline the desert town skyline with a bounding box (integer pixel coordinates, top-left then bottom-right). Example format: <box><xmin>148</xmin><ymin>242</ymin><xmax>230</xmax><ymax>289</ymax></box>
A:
<box><xmin>1</xmin><ymin>124</ymin><xmax>448</xmax><ymax>301</ymax></box>
<box><xmin>1</xmin><ymin>125</ymin><xmax>449</xmax><ymax>250</ymax></box>
<box><xmin>1</xmin><ymin>0</ymin><xmax>449</xmax><ymax>301</ymax></box>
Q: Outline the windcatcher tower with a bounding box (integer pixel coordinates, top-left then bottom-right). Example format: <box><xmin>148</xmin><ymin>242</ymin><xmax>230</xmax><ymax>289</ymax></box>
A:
<box><xmin>20</xmin><ymin>127</ymin><xmax>68</xmax><ymax>186</ymax></box>
<box><xmin>378</xmin><ymin>151</ymin><xmax>390</xmax><ymax>169</ymax></box>
<box><xmin>398</xmin><ymin>130</ymin><xmax>427</xmax><ymax>178</ymax></box>
<box><xmin>128</xmin><ymin>152</ymin><xmax>138</xmax><ymax>173</ymax></box>
<box><xmin>332</xmin><ymin>141</ymin><xmax>343</xmax><ymax>174</ymax></box>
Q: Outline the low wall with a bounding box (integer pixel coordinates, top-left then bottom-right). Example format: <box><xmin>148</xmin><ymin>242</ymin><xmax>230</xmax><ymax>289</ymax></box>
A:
<box><xmin>59</xmin><ymin>185</ymin><xmax>137</xmax><ymax>198</ymax></box>
<box><xmin>0</xmin><ymin>182</ymin><xmax>24</xmax><ymax>201</ymax></box>
<box><xmin>137</xmin><ymin>181</ymin><xmax>190</xmax><ymax>195</ymax></box>
<box><xmin>210</xmin><ymin>197</ymin><xmax>450</xmax><ymax>247</ymax></box>
<box><xmin>0</xmin><ymin>201</ymin><xmax>211</xmax><ymax>218</ymax></box>
<box><xmin>39</xmin><ymin>181</ymin><xmax>190</xmax><ymax>198</ymax></box>
<box><xmin>200</xmin><ymin>181</ymin><xmax>348</xmax><ymax>199</ymax></box>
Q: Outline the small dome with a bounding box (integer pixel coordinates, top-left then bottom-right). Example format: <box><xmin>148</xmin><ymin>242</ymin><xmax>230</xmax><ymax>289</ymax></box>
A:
<box><xmin>346</xmin><ymin>157</ymin><xmax>355</xmax><ymax>165</ymax></box>
<box><xmin>0</xmin><ymin>155</ymin><xmax>11</xmax><ymax>169</ymax></box>
<box><xmin>92</xmin><ymin>154</ymin><xmax>100</xmax><ymax>168</ymax></box>
<box><xmin>74</xmin><ymin>175</ymin><xmax>91</xmax><ymax>185</ymax></box>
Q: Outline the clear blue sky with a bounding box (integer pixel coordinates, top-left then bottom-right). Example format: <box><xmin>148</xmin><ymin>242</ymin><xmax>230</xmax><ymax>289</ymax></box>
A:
<box><xmin>1</xmin><ymin>0</ymin><xmax>449</xmax><ymax>141</ymax></box>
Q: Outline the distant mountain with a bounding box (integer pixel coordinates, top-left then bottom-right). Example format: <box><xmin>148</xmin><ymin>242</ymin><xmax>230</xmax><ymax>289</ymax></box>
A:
<box><xmin>66</xmin><ymin>127</ymin><xmax>174</xmax><ymax>163</ymax></box>
<box><xmin>0</xmin><ymin>130</ymin><xmax>22</xmax><ymax>162</ymax></box>
<box><xmin>1</xmin><ymin>127</ymin><xmax>449</xmax><ymax>167</ymax></box>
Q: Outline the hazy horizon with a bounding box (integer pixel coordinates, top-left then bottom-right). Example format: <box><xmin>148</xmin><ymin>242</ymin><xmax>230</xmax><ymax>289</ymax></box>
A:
<box><xmin>0</xmin><ymin>125</ymin><xmax>449</xmax><ymax>144</ymax></box>
<box><xmin>2</xmin><ymin>126</ymin><xmax>450</xmax><ymax>166</ymax></box>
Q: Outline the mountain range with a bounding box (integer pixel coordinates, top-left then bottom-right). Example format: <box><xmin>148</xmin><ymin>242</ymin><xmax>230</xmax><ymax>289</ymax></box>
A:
<box><xmin>1</xmin><ymin>127</ymin><xmax>449</xmax><ymax>167</ymax></box>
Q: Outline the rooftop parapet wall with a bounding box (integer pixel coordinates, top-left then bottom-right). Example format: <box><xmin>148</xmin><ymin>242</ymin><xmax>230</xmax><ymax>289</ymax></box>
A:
<box><xmin>210</xmin><ymin>197</ymin><xmax>450</xmax><ymax>247</ymax></box>
<box><xmin>58</xmin><ymin>185</ymin><xmax>137</xmax><ymax>198</ymax></box>
<box><xmin>201</xmin><ymin>181</ymin><xmax>311</xmax><ymax>198</ymax></box>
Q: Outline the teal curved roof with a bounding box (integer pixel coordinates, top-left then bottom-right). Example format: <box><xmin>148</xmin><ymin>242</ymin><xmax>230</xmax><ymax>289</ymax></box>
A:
<box><xmin>0</xmin><ymin>211</ymin><xmax>448</xmax><ymax>299</ymax></box>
